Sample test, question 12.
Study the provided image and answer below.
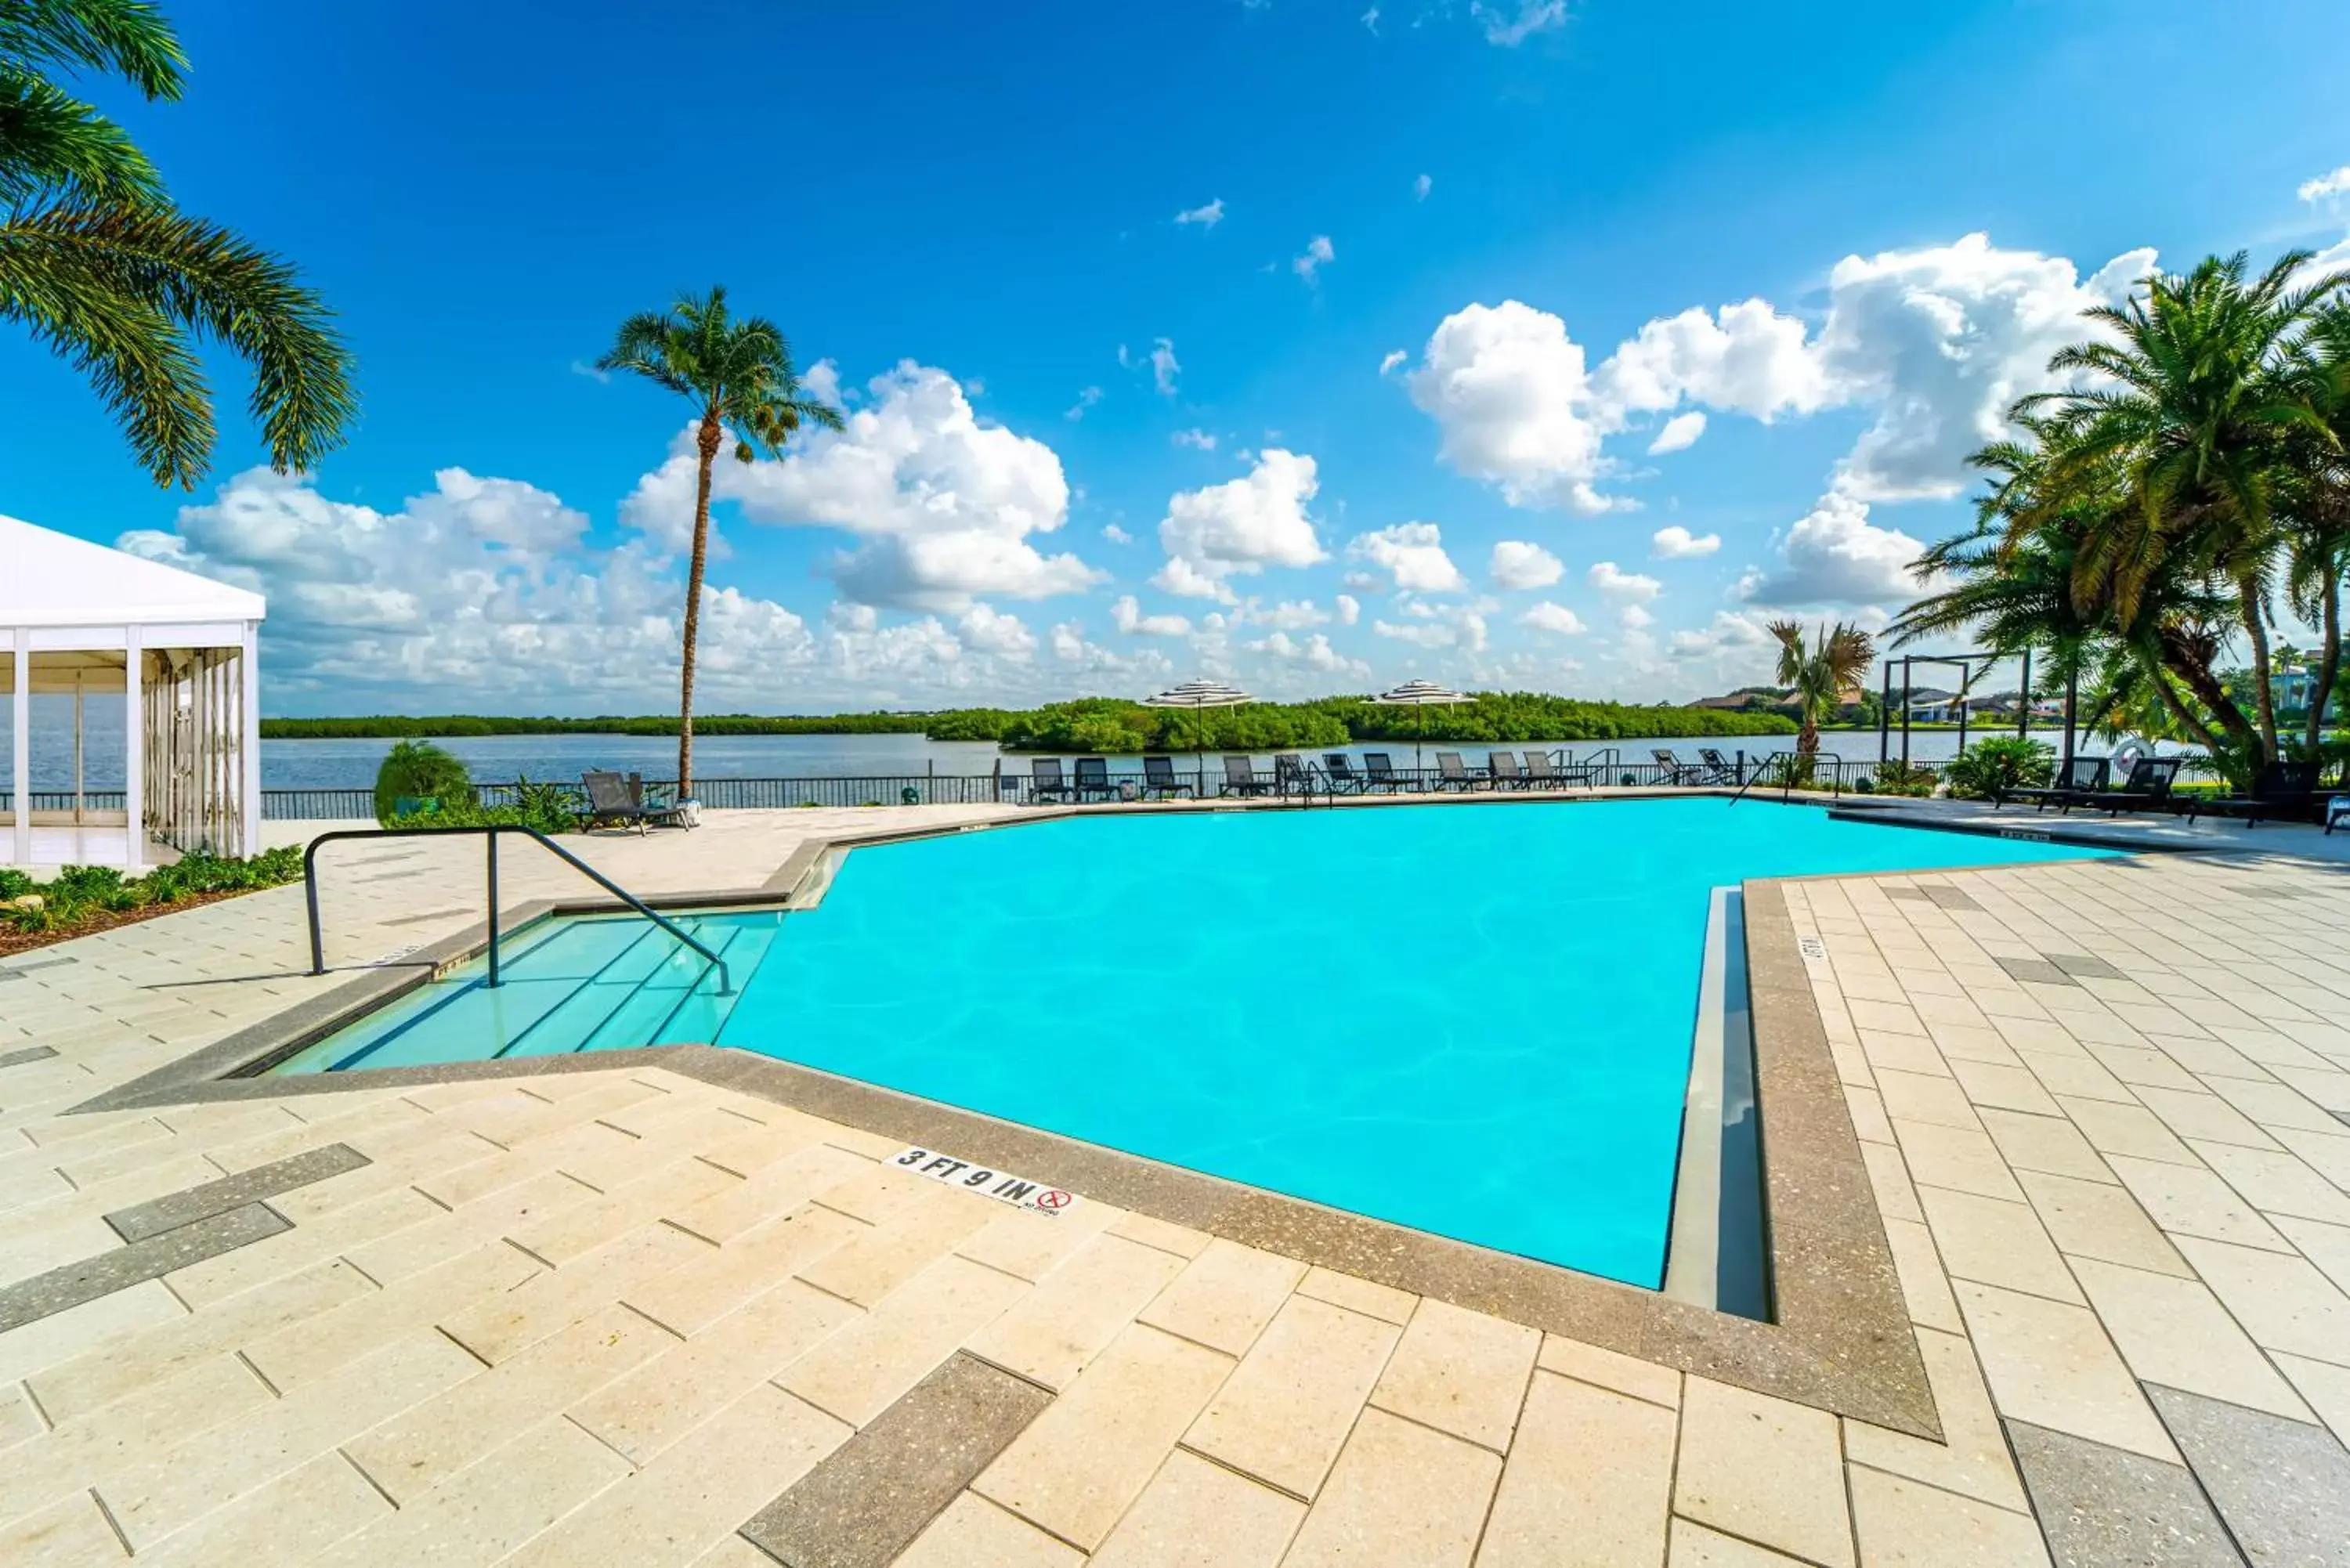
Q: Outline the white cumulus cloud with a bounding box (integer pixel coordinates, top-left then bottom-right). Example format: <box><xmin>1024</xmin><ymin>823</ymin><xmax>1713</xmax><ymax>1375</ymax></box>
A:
<box><xmin>1587</xmin><ymin>561</ymin><xmax>1661</xmax><ymax>602</ymax></box>
<box><xmin>1293</xmin><ymin>234</ymin><xmax>1335</xmax><ymax>284</ymax></box>
<box><xmin>1112</xmin><ymin>594</ymin><xmax>1194</xmax><ymax>637</ymax></box>
<box><xmin>1519</xmin><ymin>602</ymin><xmax>1587</xmax><ymax>636</ymax></box>
<box><xmin>1175</xmin><ymin>197</ymin><xmax>1226</xmax><ymax>228</ymax></box>
<box><xmin>1154</xmin><ymin>448</ymin><xmax>1328</xmax><ymax>600</ymax></box>
<box><xmin>1347</xmin><ymin>521</ymin><xmax>1467</xmax><ymax>593</ymax></box>
<box><xmin>1407</xmin><ymin>300</ymin><xmax>1617</xmax><ymax>512</ymax></box>
<box><xmin>1489</xmin><ymin>540</ymin><xmax>1564</xmax><ymax>590</ymax></box>
<box><xmin>1646</xmin><ymin>411</ymin><xmax>1707</xmax><ymax>454</ymax></box>
<box><xmin>1650</xmin><ymin>526</ymin><xmax>1720</xmax><ymax>559</ymax></box>
<box><xmin>1737</xmin><ymin>483</ymin><xmax>1925</xmax><ymax>605</ymax></box>
<box><xmin>2300</xmin><ymin>167</ymin><xmax>2350</xmax><ymax>204</ymax></box>
<box><xmin>1172</xmin><ymin>428</ymin><xmax>1218</xmax><ymax>451</ymax></box>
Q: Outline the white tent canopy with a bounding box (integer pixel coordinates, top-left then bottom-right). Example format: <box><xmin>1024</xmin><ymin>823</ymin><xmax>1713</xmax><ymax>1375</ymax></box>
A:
<box><xmin>2</xmin><ymin>514</ymin><xmax>265</xmax><ymax>870</ymax></box>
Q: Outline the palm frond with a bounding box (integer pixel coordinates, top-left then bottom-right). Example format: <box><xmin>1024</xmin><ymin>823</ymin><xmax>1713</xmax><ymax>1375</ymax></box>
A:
<box><xmin>0</xmin><ymin>0</ymin><xmax>184</xmax><ymax>99</ymax></box>
<box><xmin>0</xmin><ymin>66</ymin><xmax>164</xmax><ymax>204</ymax></box>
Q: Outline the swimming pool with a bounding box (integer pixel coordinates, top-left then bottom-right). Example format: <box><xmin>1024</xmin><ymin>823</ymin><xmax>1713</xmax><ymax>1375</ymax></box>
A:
<box><xmin>272</xmin><ymin>799</ymin><xmax>2116</xmax><ymax>1288</ymax></box>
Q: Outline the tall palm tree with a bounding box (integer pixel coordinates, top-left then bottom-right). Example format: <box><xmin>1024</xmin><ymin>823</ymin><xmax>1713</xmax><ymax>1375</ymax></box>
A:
<box><xmin>2282</xmin><ymin>301</ymin><xmax>2350</xmax><ymax>751</ymax></box>
<box><xmin>1767</xmin><ymin>620</ymin><xmax>1875</xmax><ymax>757</ymax></box>
<box><xmin>2</xmin><ymin>0</ymin><xmax>356</xmax><ymax>486</ymax></box>
<box><xmin>2026</xmin><ymin>251</ymin><xmax>2345</xmax><ymax>764</ymax></box>
<box><xmin>596</xmin><ymin>287</ymin><xmax>840</xmax><ymax>795</ymax></box>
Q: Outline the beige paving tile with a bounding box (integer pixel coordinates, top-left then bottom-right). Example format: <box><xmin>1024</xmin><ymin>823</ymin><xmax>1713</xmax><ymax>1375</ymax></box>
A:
<box><xmin>964</xmin><ymin>1232</ymin><xmax>1187</xmax><ymax>1393</ymax></box>
<box><xmin>2015</xmin><ymin>1168</ymin><xmax>2190</xmax><ymax>1277</ymax></box>
<box><xmin>776</xmin><ymin>1252</ymin><xmax>1028</xmax><ymax>1426</ymax></box>
<box><xmin>2132</xmin><ymin>1086</ymin><xmax>2283</xmax><ymax>1151</ymax></box>
<box><xmin>163</xmin><ymin>1185</ymin><xmax>443</xmax><ymax>1309</ymax></box>
<box><xmin>505</xmin><ymin>1152</ymin><xmax>740</xmax><ymax>1266</ymax></box>
<box><xmin>1882</xmin><ymin>1216</ymin><xmax>1964</xmax><ymax>1333</ymax></box>
<box><xmin>2082</xmin><ymin>1041</ymin><xmax>2204</xmax><ymax>1093</ymax></box>
<box><xmin>442</xmin><ymin>1218</ymin><xmax>711</xmax><ymax>1364</ymax></box>
<box><xmin>1845</xmin><ymin>1085</ymin><xmax>1895</xmax><ymax>1145</ymax></box>
<box><xmin>0</xmin><ymin>1352</ymin><xmax>270</xmax><ymax>1526</ymax></box>
<box><xmin>1537</xmin><ymin>1333</ymin><xmax>1682</xmax><ymax>1408</ymax></box>
<box><xmin>1107</xmin><ymin>1209</ymin><xmax>1213</xmax><ymax>1259</ymax></box>
<box><xmin>2202</xmin><ymin>1075</ymin><xmax>2344</xmax><ymax>1134</ymax></box>
<box><xmin>1137</xmin><ymin>1237</ymin><xmax>1304</xmax><ymax>1356</ymax></box>
<box><xmin>2068</xmin><ymin>1256</ymin><xmax>2313</xmax><ymax>1421</ymax></box>
<box><xmin>1295</xmin><ymin>1266</ymin><xmax>1418</xmax><ymax>1325</ymax></box>
<box><xmin>1667</xmin><ymin>1516</ymin><xmax>1811</xmax><ymax>1566</ymax></box>
<box><xmin>957</xmin><ymin>1198</ymin><xmax>1118</xmax><ymax>1283</ymax></box>
<box><xmin>2272</xmin><ymin>1353</ymin><xmax>2350</xmax><ymax>1447</ymax></box>
<box><xmin>500</xmin><ymin>1382</ymin><xmax>849</xmax><ymax>1568</ymax></box>
<box><xmin>2146</xmin><ymin>1031</ymin><xmax>2276</xmax><ymax>1082</ymax></box>
<box><xmin>976</xmin><ymin>1321</ymin><xmax>1235</xmax><ymax>1550</ymax></box>
<box><xmin>1672</xmin><ymin>1375</ymin><xmax>1853</xmax><ymax>1568</ymax></box>
<box><xmin>313</xmin><ymin>1414</ymin><xmax>632</xmax><ymax>1568</ymax></box>
<box><xmin>1475</xmin><ymin>1369</ymin><xmax>1676</xmax><ymax>1568</ymax></box>
<box><xmin>895</xmin><ymin>1494</ymin><xmax>1086</xmax><ymax>1568</ymax></box>
<box><xmin>1925</xmin><ymin>1022</ymin><xmax>2025</xmax><ymax>1068</ymax></box>
<box><xmin>1849</xmin><ymin>1467</ymin><xmax>2050</xmax><ymax>1567</ymax></box>
<box><xmin>1947</xmin><ymin>1057</ymin><xmax>2063</xmax><ymax>1116</ymax></box>
<box><xmin>341</xmin><ymin>1168</ymin><xmax>601</xmax><ymax>1284</ymax></box>
<box><xmin>1877</xmin><ymin>1072</ymin><xmax>1983</xmax><ymax>1132</ymax></box>
<box><xmin>2104</xmin><ymin>1154</ymin><xmax>2294</xmax><ymax>1252</ymax></box>
<box><xmin>1916</xmin><ymin>1185</ymin><xmax>2082</xmax><ymax>1304</ymax></box>
<box><xmin>1860</xmin><ymin>1140</ymin><xmax>1924</xmax><ymax>1223</ymax></box>
<box><xmin>2189</xmin><ymin>1139</ymin><xmax>2350</xmax><ymax>1226</ymax></box>
<box><xmin>2016</xmin><ymin>1049</ymin><xmax>2138</xmax><ymax>1106</ymax></box>
<box><xmin>1845</xmin><ymin>1326</ymin><xmax>2026</xmax><ymax>1512</ymax></box>
<box><xmin>1281</xmin><ymin>1406</ymin><xmax>1500</xmax><ymax>1568</ymax></box>
<box><xmin>0</xmin><ymin>1278</ymin><xmax>186</xmax><ymax>1386</ymax></box>
<box><xmin>2057</xmin><ymin>1096</ymin><xmax>2199</xmax><ymax>1167</ymax></box>
<box><xmin>2271</xmin><ymin>1124</ymin><xmax>2350</xmax><ymax>1192</ymax></box>
<box><xmin>1952</xmin><ymin>1281</ymin><xmax>2175</xmax><ymax>1461</ymax></box>
<box><xmin>1181</xmin><ymin>1292</ymin><xmax>1400</xmax><ymax>1500</ymax></box>
<box><xmin>2174</xmin><ymin>1235</ymin><xmax>2350</xmax><ymax>1364</ymax></box>
<box><xmin>2273</xmin><ymin>1214</ymin><xmax>2350</xmax><ymax>1295</ymax></box>
<box><xmin>622</xmin><ymin>1202</ymin><xmax>867</xmax><ymax>1337</ymax></box>
<box><xmin>1891</xmin><ymin>1119</ymin><xmax>2022</xmax><ymax>1201</ymax></box>
<box><xmin>1368</xmin><ymin>1297</ymin><xmax>1538</xmax><ymax>1452</ymax></box>
<box><xmin>0</xmin><ymin>1489</ymin><xmax>127</xmax><ymax>1566</ymax></box>
<box><xmin>238</xmin><ymin>1243</ymin><xmax>540</xmax><ymax>1393</ymax></box>
<box><xmin>1862</xmin><ymin>1030</ymin><xmax>1951</xmax><ymax>1078</ymax></box>
<box><xmin>97</xmin><ymin>1330</ymin><xmax>479</xmax><ymax>1548</ymax></box>
<box><xmin>1086</xmin><ymin>1448</ymin><xmax>1304</xmax><ymax>1568</ymax></box>
<box><xmin>660</xmin><ymin>1140</ymin><xmax>870</xmax><ymax>1245</ymax></box>
<box><xmin>0</xmin><ymin>1380</ymin><xmax>42</xmax><ymax>1449</ymax></box>
<box><xmin>569</xmin><ymin>1277</ymin><xmax>859</xmax><ymax>1464</ymax></box>
<box><xmin>343</xmin><ymin>1300</ymin><xmax>672</xmax><ymax>1502</ymax></box>
<box><xmin>794</xmin><ymin>1183</ymin><xmax>996</xmax><ymax>1307</ymax></box>
<box><xmin>134</xmin><ymin>1449</ymin><xmax>391</xmax><ymax>1568</ymax></box>
<box><xmin>1976</xmin><ymin>1108</ymin><xmax>2111</xmax><ymax>1183</ymax></box>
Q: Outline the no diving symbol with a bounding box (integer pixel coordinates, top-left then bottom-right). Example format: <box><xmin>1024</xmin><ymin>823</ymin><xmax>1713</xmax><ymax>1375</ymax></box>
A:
<box><xmin>1035</xmin><ymin>1188</ymin><xmax>1073</xmax><ymax>1212</ymax></box>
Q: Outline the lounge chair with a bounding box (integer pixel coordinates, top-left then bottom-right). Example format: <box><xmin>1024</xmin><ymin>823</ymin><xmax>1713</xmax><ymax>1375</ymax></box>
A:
<box><xmin>1321</xmin><ymin>754</ymin><xmax>1365</xmax><ymax>794</ymax></box>
<box><xmin>1361</xmin><ymin>753</ymin><xmax>1410</xmax><ymax>793</ymax></box>
<box><xmin>2327</xmin><ymin>795</ymin><xmax>2349</xmax><ymax>836</ymax></box>
<box><xmin>2003</xmin><ymin>757</ymin><xmax>2108</xmax><ymax>811</ymax></box>
<box><xmin>1073</xmin><ymin>757</ymin><xmax>1120</xmax><ymax>802</ymax></box>
<box><xmin>1695</xmin><ymin>748</ymin><xmax>1739</xmax><ymax>784</ymax></box>
<box><xmin>1274</xmin><ymin>753</ymin><xmax>1316</xmax><ymax>793</ymax></box>
<box><xmin>581</xmin><ymin>771</ymin><xmax>660</xmax><ymax>835</ymax></box>
<box><xmin>1651</xmin><ymin>749</ymin><xmax>1694</xmax><ymax>785</ymax></box>
<box><xmin>1488</xmin><ymin>751</ymin><xmax>1531</xmax><ymax>790</ymax></box>
<box><xmin>1030</xmin><ymin>757</ymin><xmax>1076</xmax><ymax>804</ymax></box>
<box><xmin>1523</xmin><ymin>751</ymin><xmax>1596</xmax><ymax>789</ymax></box>
<box><xmin>1141</xmin><ymin>755</ymin><xmax>1195</xmax><ymax>799</ymax></box>
<box><xmin>1220</xmin><ymin>755</ymin><xmax>1274</xmax><ymax>797</ymax></box>
<box><xmin>2070</xmin><ymin>756</ymin><xmax>2182</xmax><ymax>815</ymax></box>
<box><xmin>1435</xmin><ymin>751</ymin><xmax>1480</xmax><ymax>792</ymax></box>
<box><xmin>626</xmin><ymin>772</ymin><xmax>692</xmax><ymax>829</ymax></box>
<box><xmin>2178</xmin><ymin>761</ymin><xmax>2319</xmax><ymax>828</ymax></box>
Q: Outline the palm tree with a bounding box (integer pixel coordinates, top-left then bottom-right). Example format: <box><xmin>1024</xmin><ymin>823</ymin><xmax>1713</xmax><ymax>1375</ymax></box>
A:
<box><xmin>596</xmin><ymin>287</ymin><xmax>840</xmax><ymax>795</ymax></box>
<box><xmin>2282</xmin><ymin>301</ymin><xmax>2350</xmax><ymax>751</ymax></box>
<box><xmin>2</xmin><ymin>1</ymin><xmax>356</xmax><ymax>486</ymax></box>
<box><xmin>1767</xmin><ymin>620</ymin><xmax>1875</xmax><ymax>757</ymax></box>
<box><xmin>2026</xmin><ymin>251</ymin><xmax>2346</xmax><ymax>764</ymax></box>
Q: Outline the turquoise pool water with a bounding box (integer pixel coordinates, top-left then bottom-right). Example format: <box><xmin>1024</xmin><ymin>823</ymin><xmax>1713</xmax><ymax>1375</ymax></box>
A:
<box><xmin>274</xmin><ymin>800</ymin><xmax>2115</xmax><ymax>1287</ymax></box>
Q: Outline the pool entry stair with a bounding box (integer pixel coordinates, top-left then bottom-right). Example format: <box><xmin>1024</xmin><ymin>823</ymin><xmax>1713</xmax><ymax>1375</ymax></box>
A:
<box><xmin>280</xmin><ymin>913</ymin><xmax>772</xmax><ymax>1073</ymax></box>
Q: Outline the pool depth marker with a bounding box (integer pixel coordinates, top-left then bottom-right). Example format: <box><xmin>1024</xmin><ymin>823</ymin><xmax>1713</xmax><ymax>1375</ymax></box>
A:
<box><xmin>889</xmin><ymin>1147</ymin><xmax>1079</xmax><ymax>1216</ymax></box>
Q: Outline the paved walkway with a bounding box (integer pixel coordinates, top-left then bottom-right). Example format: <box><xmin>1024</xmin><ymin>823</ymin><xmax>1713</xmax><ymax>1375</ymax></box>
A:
<box><xmin>1</xmin><ymin>806</ymin><xmax>2347</xmax><ymax>1565</ymax></box>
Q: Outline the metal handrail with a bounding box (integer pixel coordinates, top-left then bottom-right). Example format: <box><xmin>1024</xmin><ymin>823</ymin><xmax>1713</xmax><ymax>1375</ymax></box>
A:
<box><xmin>304</xmin><ymin>825</ymin><xmax>732</xmax><ymax>994</ymax></box>
<box><xmin>1726</xmin><ymin>750</ymin><xmax>1799</xmax><ymax>806</ymax></box>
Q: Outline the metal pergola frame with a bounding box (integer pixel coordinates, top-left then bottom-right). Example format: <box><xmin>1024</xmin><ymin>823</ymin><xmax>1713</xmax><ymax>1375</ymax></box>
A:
<box><xmin>1879</xmin><ymin>649</ymin><xmax>2070</xmax><ymax>770</ymax></box>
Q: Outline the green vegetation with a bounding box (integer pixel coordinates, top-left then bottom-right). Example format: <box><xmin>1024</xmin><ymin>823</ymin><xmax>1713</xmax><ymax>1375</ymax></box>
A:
<box><xmin>2</xmin><ymin>849</ymin><xmax>306</xmax><ymax>944</ymax></box>
<box><xmin>383</xmin><ymin>779</ymin><xmax>581</xmax><ymax>836</ymax></box>
<box><xmin>597</xmin><ymin>287</ymin><xmax>841</xmax><ymax>797</ymax></box>
<box><xmin>273</xmin><ymin>694</ymin><xmax>1795</xmax><ymax>754</ymax></box>
<box><xmin>1767</xmin><ymin>621</ymin><xmax>1875</xmax><ymax>758</ymax></box>
<box><xmin>372</xmin><ymin>739</ymin><xmax>472</xmax><ymax>824</ymax></box>
<box><xmin>1896</xmin><ymin>251</ymin><xmax>2350</xmax><ymax>790</ymax></box>
<box><xmin>1942</xmin><ymin>737</ymin><xmax>2056</xmax><ymax>801</ymax></box>
<box><xmin>1871</xmin><ymin>760</ymin><xmax>1939</xmax><ymax>798</ymax></box>
<box><xmin>1</xmin><ymin>1</ymin><xmax>356</xmax><ymax>486</ymax></box>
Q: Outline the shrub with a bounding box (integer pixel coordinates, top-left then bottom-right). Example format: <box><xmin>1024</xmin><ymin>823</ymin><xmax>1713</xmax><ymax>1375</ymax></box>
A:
<box><xmin>382</xmin><ymin>777</ymin><xmax>581</xmax><ymax>837</ymax></box>
<box><xmin>374</xmin><ymin>739</ymin><xmax>474</xmax><ymax>826</ymax></box>
<box><xmin>1872</xmin><ymin>760</ymin><xmax>1939</xmax><ymax>797</ymax></box>
<box><xmin>1943</xmin><ymin>737</ymin><xmax>2056</xmax><ymax>801</ymax></box>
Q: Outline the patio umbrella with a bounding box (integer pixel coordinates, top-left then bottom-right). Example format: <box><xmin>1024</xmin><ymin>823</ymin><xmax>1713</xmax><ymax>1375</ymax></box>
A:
<box><xmin>1372</xmin><ymin>678</ymin><xmax>1472</xmax><ymax>779</ymax></box>
<box><xmin>1142</xmin><ymin>680</ymin><xmax>1255</xmax><ymax>789</ymax></box>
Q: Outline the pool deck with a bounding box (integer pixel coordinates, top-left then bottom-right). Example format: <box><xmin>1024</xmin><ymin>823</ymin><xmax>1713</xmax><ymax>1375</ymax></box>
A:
<box><xmin>2</xmin><ymin>797</ymin><xmax>2348</xmax><ymax>1565</ymax></box>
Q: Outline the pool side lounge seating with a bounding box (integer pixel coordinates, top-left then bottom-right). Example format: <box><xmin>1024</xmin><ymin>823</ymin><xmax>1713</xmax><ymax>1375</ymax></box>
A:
<box><xmin>2177</xmin><ymin>761</ymin><xmax>2319</xmax><ymax>827</ymax></box>
<box><xmin>1141</xmin><ymin>755</ymin><xmax>1196</xmax><ymax>798</ymax></box>
<box><xmin>1074</xmin><ymin>757</ymin><xmax>1121</xmax><ymax>802</ymax></box>
<box><xmin>625</xmin><ymin>772</ymin><xmax>692</xmax><ymax>829</ymax></box>
<box><xmin>1220</xmin><ymin>755</ymin><xmax>1275</xmax><ymax>797</ymax></box>
<box><xmin>1274</xmin><ymin>753</ymin><xmax>1316</xmax><ymax>793</ymax></box>
<box><xmin>2002</xmin><ymin>756</ymin><xmax>2108</xmax><ymax>811</ymax></box>
<box><xmin>580</xmin><ymin>771</ymin><xmax>661</xmax><ymax>835</ymax></box>
<box><xmin>1488</xmin><ymin>750</ymin><xmax>1531</xmax><ymax>789</ymax></box>
<box><xmin>1361</xmin><ymin>753</ymin><xmax>1410</xmax><ymax>792</ymax></box>
<box><xmin>2070</xmin><ymin>756</ymin><xmax>2182</xmax><ymax>815</ymax></box>
<box><xmin>1030</xmin><ymin>757</ymin><xmax>1076</xmax><ymax>804</ymax></box>
<box><xmin>1696</xmin><ymin>747</ymin><xmax>1739</xmax><ymax>783</ymax></box>
<box><xmin>1652</xmin><ymin>749</ymin><xmax>1694</xmax><ymax>785</ymax></box>
<box><xmin>1436</xmin><ymin>751</ymin><xmax>1480</xmax><ymax>791</ymax></box>
<box><xmin>2328</xmin><ymin>794</ymin><xmax>2349</xmax><ymax>835</ymax></box>
<box><xmin>1321</xmin><ymin>753</ymin><xmax>1365</xmax><ymax>793</ymax></box>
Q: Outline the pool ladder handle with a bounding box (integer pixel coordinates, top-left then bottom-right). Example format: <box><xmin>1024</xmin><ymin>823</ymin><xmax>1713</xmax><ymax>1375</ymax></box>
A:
<box><xmin>304</xmin><ymin>825</ymin><xmax>733</xmax><ymax>995</ymax></box>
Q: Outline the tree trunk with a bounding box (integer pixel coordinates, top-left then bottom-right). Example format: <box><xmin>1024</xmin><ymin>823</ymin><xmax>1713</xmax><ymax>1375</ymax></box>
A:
<box><xmin>2308</xmin><ymin>558</ymin><xmax>2342</xmax><ymax>756</ymax></box>
<box><xmin>2239</xmin><ymin>575</ymin><xmax>2280</xmax><ymax>764</ymax></box>
<box><xmin>678</xmin><ymin>411</ymin><xmax>722</xmax><ymax>798</ymax></box>
<box><xmin>2157</xmin><ymin>638</ymin><xmax>2258</xmax><ymax>781</ymax></box>
<box><xmin>1796</xmin><ymin>714</ymin><xmax>1820</xmax><ymax>756</ymax></box>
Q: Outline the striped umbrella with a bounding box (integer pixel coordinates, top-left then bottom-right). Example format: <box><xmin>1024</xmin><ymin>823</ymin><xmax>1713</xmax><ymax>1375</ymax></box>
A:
<box><xmin>1143</xmin><ymin>680</ymin><xmax>1254</xmax><ymax>781</ymax></box>
<box><xmin>1372</xmin><ymin>679</ymin><xmax>1472</xmax><ymax>777</ymax></box>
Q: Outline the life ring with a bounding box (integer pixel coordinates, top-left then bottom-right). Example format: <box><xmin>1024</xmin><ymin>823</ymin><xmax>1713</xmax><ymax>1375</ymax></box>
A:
<box><xmin>2110</xmin><ymin>738</ymin><xmax>2154</xmax><ymax>776</ymax></box>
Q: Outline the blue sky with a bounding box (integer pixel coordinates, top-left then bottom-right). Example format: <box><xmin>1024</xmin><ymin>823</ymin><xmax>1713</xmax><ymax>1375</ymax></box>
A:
<box><xmin>9</xmin><ymin>0</ymin><xmax>2350</xmax><ymax>714</ymax></box>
